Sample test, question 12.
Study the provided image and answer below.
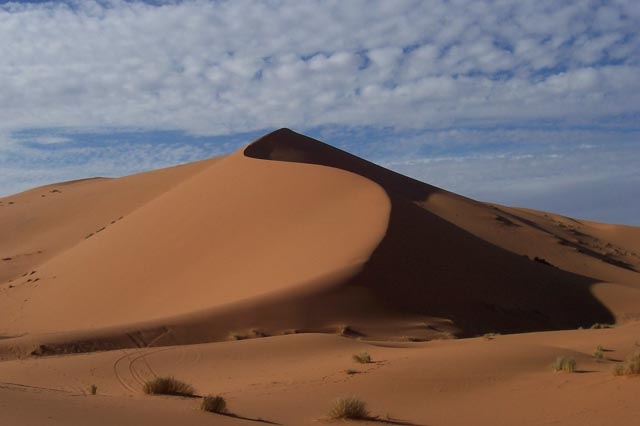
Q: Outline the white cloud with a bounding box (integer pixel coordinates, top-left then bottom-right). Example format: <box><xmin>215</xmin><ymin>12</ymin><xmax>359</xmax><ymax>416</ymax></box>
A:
<box><xmin>30</xmin><ymin>136</ymin><xmax>72</xmax><ymax>145</ymax></box>
<box><xmin>0</xmin><ymin>0</ymin><xmax>637</xmax><ymax>139</ymax></box>
<box><xmin>0</xmin><ymin>131</ymin><xmax>234</xmax><ymax>196</ymax></box>
<box><xmin>1</xmin><ymin>0</ymin><xmax>639</xmax><ymax>224</ymax></box>
<box><xmin>379</xmin><ymin>128</ymin><xmax>640</xmax><ymax>225</ymax></box>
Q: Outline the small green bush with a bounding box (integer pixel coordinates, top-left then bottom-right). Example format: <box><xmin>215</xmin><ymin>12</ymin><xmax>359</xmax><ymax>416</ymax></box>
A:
<box><xmin>328</xmin><ymin>396</ymin><xmax>369</xmax><ymax>420</ymax></box>
<box><xmin>352</xmin><ymin>352</ymin><xmax>371</xmax><ymax>364</ymax></box>
<box><xmin>200</xmin><ymin>395</ymin><xmax>227</xmax><ymax>413</ymax></box>
<box><xmin>552</xmin><ymin>357</ymin><xmax>576</xmax><ymax>372</ymax></box>
<box><xmin>142</xmin><ymin>376</ymin><xmax>195</xmax><ymax>396</ymax></box>
<box><xmin>613</xmin><ymin>352</ymin><xmax>640</xmax><ymax>376</ymax></box>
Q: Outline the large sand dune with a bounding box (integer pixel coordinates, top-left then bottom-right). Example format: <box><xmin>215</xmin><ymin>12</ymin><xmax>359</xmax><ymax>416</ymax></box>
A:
<box><xmin>2</xmin><ymin>128</ymin><xmax>640</xmax><ymax>353</ymax></box>
<box><xmin>1</xmin><ymin>129</ymin><xmax>639</xmax><ymax>425</ymax></box>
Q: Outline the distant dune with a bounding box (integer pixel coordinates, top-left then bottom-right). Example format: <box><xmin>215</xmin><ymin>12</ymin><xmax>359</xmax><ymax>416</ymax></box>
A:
<box><xmin>2</xmin><ymin>129</ymin><xmax>640</xmax><ymax>425</ymax></box>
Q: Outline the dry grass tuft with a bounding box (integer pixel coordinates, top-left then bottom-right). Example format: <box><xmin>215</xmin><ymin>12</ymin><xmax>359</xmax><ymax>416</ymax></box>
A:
<box><xmin>352</xmin><ymin>352</ymin><xmax>371</xmax><ymax>364</ymax></box>
<box><xmin>337</xmin><ymin>324</ymin><xmax>354</xmax><ymax>336</ymax></box>
<box><xmin>200</xmin><ymin>395</ymin><xmax>227</xmax><ymax>414</ymax></box>
<box><xmin>590</xmin><ymin>323</ymin><xmax>614</xmax><ymax>329</ymax></box>
<box><xmin>227</xmin><ymin>332</ymin><xmax>246</xmax><ymax>341</ymax></box>
<box><xmin>613</xmin><ymin>352</ymin><xmax>640</xmax><ymax>376</ymax></box>
<box><xmin>142</xmin><ymin>376</ymin><xmax>195</xmax><ymax>396</ymax></box>
<box><xmin>552</xmin><ymin>357</ymin><xmax>576</xmax><ymax>372</ymax></box>
<box><xmin>328</xmin><ymin>396</ymin><xmax>369</xmax><ymax>420</ymax></box>
<box><xmin>250</xmin><ymin>328</ymin><xmax>268</xmax><ymax>338</ymax></box>
<box><xmin>593</xmin><ymin>345</ymin><xmax>605</xmax><ymax>361</ymax></box>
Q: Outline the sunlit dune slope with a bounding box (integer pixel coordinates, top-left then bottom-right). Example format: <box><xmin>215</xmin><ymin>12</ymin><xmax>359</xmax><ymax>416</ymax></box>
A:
<box><xmin>0</xmin><ymin>136</ymin><xmax>390</xmax><ymax>340</ymax></box>
<box><xmin>0</xmin><ymin>159</ymin><xmax>215</xmax><ymax>285</ymax></box>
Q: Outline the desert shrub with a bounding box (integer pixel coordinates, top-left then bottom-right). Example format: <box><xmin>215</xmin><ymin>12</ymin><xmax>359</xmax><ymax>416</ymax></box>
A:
<box><xmin>613</xmin><ymin>352</ymin><xmax>640</xmax><ymax>376</ymax></box>
<box><xmin>613</xmin><ymin>364</ymin><xmax>624</xmax><ymax>376</ymax></box>
<box><xmin>337</xmin><ymin>324</ymin><xmax>354</xmax><ymax>336</ymax></box>
<box><xmin>552</xmin><ymin>357</ymin><xmax>576</xmax><ymax>372</ymax></box>
<box><xmin>200</xmin><ymin>395</ymin><xmax>227</xmax><ymax>413</ymax></box>
<box><xmin>227</xmin><ymin>332</ymin><xmax>246</xmax><ymax>341</ymax></box>
<box><xmin>250</xmin><ymin>328</ymin><xmax>268</xmax><ymax>338</ymax></box>
<box><xmin>594</xmin><ymin>346</ymin><xmax>605</xmax><ymax>361</ymax></box>
<box><xmin>142</xmin><ymin>376</ymin><xmax>195</xmax><ymax>396</ymax></box>
<box><xmin>352</xmin><ymin>352</ymin><xmax>371</xmax><ymax>364</ymax></box>
<box><xmin>590</xmin><ymin>323</ymin><xmax>613</xmax><ymax>329</ymax></box>
<box><xmin>328</xmin><ymin>396</ymin><xmax>369</xmax><ymax>420</ymax></box>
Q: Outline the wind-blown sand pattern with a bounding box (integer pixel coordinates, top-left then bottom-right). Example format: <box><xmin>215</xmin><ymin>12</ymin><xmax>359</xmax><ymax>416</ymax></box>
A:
<box><xmin>1</xmin><ymin>129</ymin><xmax>639</xmax><ymax>425</ymax></box>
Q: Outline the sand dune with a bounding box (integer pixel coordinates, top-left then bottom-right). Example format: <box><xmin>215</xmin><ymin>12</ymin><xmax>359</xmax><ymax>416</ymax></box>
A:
<box><xmin>244</xmin><ymin>130</ymin><xmax>638</xmax><ymax>334</ymax></box>
<box><xmin>1</xmin><ymin>128</ymin><xmax>640</xmax><ymax>354</ymax></box>
<box><xmin>1</xmin><ymin>128</ymin><xmax>639</xmax><ymax>425</ymax></box>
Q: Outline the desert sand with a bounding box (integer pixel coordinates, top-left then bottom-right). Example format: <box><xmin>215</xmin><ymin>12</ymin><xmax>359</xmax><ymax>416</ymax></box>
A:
<box><xmin>1</xmin><ymin>128</ymin><xmax>639</xmax><ymax>425</ymax></box>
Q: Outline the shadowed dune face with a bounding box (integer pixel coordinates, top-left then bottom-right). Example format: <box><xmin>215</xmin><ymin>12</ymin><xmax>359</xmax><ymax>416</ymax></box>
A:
<box><xmin>352</xmin><ymin>198</ymin><xmax>613</xmax><ymax>335</ymax></box>
<box><xmin>245</xmin><ymin>129</ymin><xmax>615</xmax><ymax>336</ymax></box>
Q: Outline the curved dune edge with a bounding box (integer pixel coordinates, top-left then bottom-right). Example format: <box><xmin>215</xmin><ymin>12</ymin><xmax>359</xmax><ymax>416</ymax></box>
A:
<box><xmin>1</xmin><ymin>128</ymin><xmax>639</xmax><ymax>359</ymax></box>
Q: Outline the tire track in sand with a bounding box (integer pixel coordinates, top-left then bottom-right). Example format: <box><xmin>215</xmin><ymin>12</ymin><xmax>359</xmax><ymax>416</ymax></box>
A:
<box><xmin>112</xmin><ymin>347</ymin><xmax>173</xmax><ymax>393</ymax></box>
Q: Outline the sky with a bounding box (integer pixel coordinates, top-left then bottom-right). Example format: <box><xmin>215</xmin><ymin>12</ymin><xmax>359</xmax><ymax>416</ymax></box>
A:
<box><xmin>1</xmin><ymin>0</ymin><xmax>639</xmax><ymax>224</ymax></box>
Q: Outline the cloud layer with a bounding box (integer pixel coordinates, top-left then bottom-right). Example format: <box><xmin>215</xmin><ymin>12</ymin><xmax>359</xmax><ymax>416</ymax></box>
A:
<box><xmin>384</xmin><ymin>133</ymin><xmax>640</xmax><ymax>225</ymax></box>
<box><xmin>1</xmin><ymin>0</ymin><xmax>638</xmax><ymax>136</ymax></box>
<box><xmin>1</xmin><ymin>0</ymin><xmax>639</xmax><ymax>224</ymax></box>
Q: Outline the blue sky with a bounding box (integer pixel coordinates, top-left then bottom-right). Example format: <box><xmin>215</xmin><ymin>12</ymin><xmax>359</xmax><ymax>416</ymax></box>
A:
<box><xmin>1</xmin><ymin>0</ymin><xmax>639</xmax><ymax>224</ymax></box>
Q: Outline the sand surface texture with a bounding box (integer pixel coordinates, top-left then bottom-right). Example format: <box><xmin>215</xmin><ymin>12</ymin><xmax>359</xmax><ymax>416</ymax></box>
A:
<box><xmin>1</xmin><ymin>129</ymin><xmax>639</xmax><ymax>425</ymax></box>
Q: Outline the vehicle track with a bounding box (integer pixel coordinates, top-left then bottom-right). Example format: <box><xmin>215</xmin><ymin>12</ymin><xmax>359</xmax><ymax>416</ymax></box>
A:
<box><xmin>112</xmin><ymin>347</ymin><xmax>173</xmax><ymax>393</ymax></box>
